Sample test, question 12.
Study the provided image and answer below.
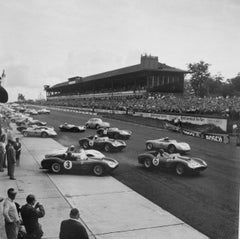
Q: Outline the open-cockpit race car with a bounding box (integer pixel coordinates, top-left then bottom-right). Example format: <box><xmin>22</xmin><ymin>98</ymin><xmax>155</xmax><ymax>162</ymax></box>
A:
<box><xmin>138</xmin><ymin>150</ymin><xmax>207</xmax><ymax>176</ymax></box>
<box><xmin>41</xmin><ymin>148</ymin><xmax>119</xmax><ymax>176</ymax></box>
<box><xmin>145</xmin><ymin>137</ymin><xmax>190</xmax><ymax>153</ymax></box>
<box><xmin>59</xmin><ymin>123</ymin><xmax>86</xmax><ymax>132</ymax></box>
<box><xmin>22</xmin><ymin>126</ymin><xmax>57</xmax><ymax>138</ymax></box>
<box><xmin>79</xmin><ymin>135</ymin><xmax>126</xmax><ymax>152</ymax></box>
<box><xmin>97</xmin><ymin>127</ymin><xmax>132</xmax><ymax>140</ymax></box>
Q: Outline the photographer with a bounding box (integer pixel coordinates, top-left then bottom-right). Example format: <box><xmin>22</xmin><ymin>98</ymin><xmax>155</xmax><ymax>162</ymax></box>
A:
<box><xmin>20</xmin><ymin>194</ymin><xmax>45</xmax><ymax>239</ymax></box>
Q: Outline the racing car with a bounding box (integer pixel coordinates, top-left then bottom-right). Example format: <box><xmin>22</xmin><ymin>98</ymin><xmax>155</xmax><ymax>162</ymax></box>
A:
<box><xmin>41</xmin><ymin>149</ymin><xmax>119</xmax><ymax>176</ymax></box>
<box><xmin>16</xmin><ymin>119</ymin><xmax>47</xmax><ymax>127</ymax></box>
<box><xmin>38</xmin><ymin>108</ymin><xmax>50</xmax><ymax>114</ymax></box>
<box><xmin>85</xmin><ymin>118</ymin><xmax>110</xmax><ymax>129</ymax></box>
<box><xmin>79</xmin><ymin>135</ymin><xmax>126</xmax><ymax>152</ymax></box>
<box><xmin>97</xmin><ymin>127</ymin><xmax>132</xmax><ymax>140</ymax></box>
<box><xmin>59</xmin><ymin>123</ymin><xmax>86</xmax><ymax>132</ymax></box>
<box><xmin>22</xmin><ymin>126</ymin><xmax>57</xmax><ymax>138</ymax></box>
<box><xmin>138</xmin><ymin>150</ymin><xmax>207</xmax><ymax>176</ymax></box>
<box><xmin>145</xmin><ymin>137</ymin><xmax>190</xmax><ymax>153</ymax></box>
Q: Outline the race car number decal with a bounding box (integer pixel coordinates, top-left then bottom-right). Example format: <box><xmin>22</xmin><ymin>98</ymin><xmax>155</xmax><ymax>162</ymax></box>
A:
<box><xmin>89</xmin><ymin>140</ymin><xmax>94</xmax><ymax>146</ymax></box>
<box><xmin>63</xmin><ymin>160</ymin><xmax>72</xmax><ymax>170</ymax></box>
<box><xmin>152</xmin><ymin>157</ymin><xmax>159</xmax><ymax>166</ymax></box>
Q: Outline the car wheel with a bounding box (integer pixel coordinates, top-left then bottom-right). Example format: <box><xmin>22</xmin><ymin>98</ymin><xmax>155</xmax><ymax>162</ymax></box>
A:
<box><xmin>41</xmin><ymin>132</ymin><xmax>48</xmax><ymax>138</ymax></box>
<box><xmin>144</xmin><ymin>158</ymin><xmax>152</xmax><ymax>169</ymax></box>
<box><xmin>167</xmin><ymin>144</ymin><xmax>176</xmax><ymax>154</ymax></box>
<box><xmin>104</xmin><ymin>144</ymin><xmax>111</xmax><ymax>152</ymax></box>
<box><xmin>93</xmin><ymin>165</ymin><xmax>104</xmax><ymax>176</ymax></box>
<box><xmin>175</xmin><ymin>163</ymin><xmax>185</xmax><ymax>176</ymax></box>
<box><xmin>23</xmin><ymin>131</ymin><xmax>28</xmax><ymax>137</ymax></box>
<box><xmin>73</xmin><ymin>128</ymin><xmax>79</xmax><ymax>132</ymax></box>
<box><xmin>51</xmin><ymin>163</ymin><xmax>62</xmax><ymax>173</ymax></box>
<box><xmin>146</xmin><ymin>143</ymin><xmax>153</xmax><ymax>151</ymax></box>
<box><xmin>82</xmin><ymin>141</ymin><xmax>89</xmax><ymax>149</ymax></box>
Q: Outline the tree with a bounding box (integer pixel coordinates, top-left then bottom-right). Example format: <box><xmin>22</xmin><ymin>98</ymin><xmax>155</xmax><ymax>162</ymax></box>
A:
<box><xmin>17</xmin><ymin>93</ymin><xmax>25</xmax><ymax>102</ymax></box>
<box><xmin>229</xmin><ymin>73</ymin><xmax>240</xmax><ymax>91</ymax></box>
<box><xmin>187</xmin><ymin>61</ymin><xmax>211</xmax><ymax>97</ymax></box>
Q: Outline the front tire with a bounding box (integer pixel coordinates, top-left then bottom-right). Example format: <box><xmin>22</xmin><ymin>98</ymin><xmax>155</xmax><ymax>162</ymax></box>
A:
<box><xmin>93</xmin><ymin>165</ymin><xmax>104</xmax><ymax>176</ymax></box>
<box><xmin>51</xmin><ymin>163</ymin><xmax>62</xmax><ymax>173</ymax></box>
<box><xmin>144</xmin><ymin>158</ymin><xmax>152</xmax><ymax>169</ymax></box>
<box><xmin>175</xmin><ymin>163</ymin><xmax>185</xmax><ymax>176</ymax></box>
<box><xmin>104</xmin><ymin>144</ymin><xmax>111</xmax><ymax>152</ymax></box>
<box><xmin>41</xmin><ymin>132</ymin><xmax>48</xmax><ymax>138</ymax></box>
<box><xmin>168</xmin><ymin>144</ymin><xmax>176</xmax><ymax>154</ymax></box>
<box><xmin>82</xmin><ymin>141</ymin><xmax>89</xmax><ymax>149</ymax></box>
<box><xmin>146</xmin><ymin>143</ymin><xmax>153</xmax><ymax>151</ymax></box>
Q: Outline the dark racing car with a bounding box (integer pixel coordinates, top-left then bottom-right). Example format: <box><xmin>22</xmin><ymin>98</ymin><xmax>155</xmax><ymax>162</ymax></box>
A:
<box><xmin>41</xmin><ymin>149</ymin><xmax>119</xmax><ymax>176</ymax></box>
<box><xmin>97</xmin><ymin>127</ymin><xmax>132</xmax><ymax>140</ymax></box>
<box><xmin>138</xmin><ymin>150</ymin><xmax>207</xmax><ymax>176</ymax></box>
<box><xmin>59</xmin><ymin>123</ymin><xmax>86</xmax><ymax>132</ymax></box>
<box><xmin>79</xmin><ymin>135</ymin><xmax>126</xmax><ymax>152</ymax></box>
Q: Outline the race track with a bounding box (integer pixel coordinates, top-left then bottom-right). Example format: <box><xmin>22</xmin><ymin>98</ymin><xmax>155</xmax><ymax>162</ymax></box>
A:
<box><xmin>32</xmin><ymin>109</ymin><xmax>240</xmax><ymax>239</ymax></box>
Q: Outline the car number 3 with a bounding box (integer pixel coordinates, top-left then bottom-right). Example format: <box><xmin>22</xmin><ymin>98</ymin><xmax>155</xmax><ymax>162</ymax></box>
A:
<box><xmin>152</xmin><ymin>157</ymin><xmax>159</xmax><ymax>166</ymax></box>
<box><xmin>63</xmin><ymin>160</ymin><xmax>72</xmax><ymax>170</ymax></box>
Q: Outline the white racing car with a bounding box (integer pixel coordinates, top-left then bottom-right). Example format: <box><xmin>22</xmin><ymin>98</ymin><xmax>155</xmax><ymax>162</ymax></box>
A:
<box><xmin>145</xmin><ymin>137</ymin><xmax>190</xmax><ymax>153</ymax></box>
<box><xmin>85</xmin><ymin>118</ymin><xmax>110</xmax><ymax>129</ymax></box>
<box><xmin>22</xmin><ymin>126</ymin><xmax>57</xmax><ymax>138</ymax></box>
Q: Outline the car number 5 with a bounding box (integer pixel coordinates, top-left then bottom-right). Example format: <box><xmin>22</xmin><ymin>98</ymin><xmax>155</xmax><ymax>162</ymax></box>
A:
<box><xmin>63</xmin><ymin>160</ymin><xmax>72</xmax><ymax>170</ymax></box>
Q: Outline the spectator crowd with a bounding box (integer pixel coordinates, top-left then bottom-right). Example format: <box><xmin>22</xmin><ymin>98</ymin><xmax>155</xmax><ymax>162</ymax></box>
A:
<box><xmin>44</xmin><ymin>94</ymin><xmax>240</xmax><ymax>120</ymax></box>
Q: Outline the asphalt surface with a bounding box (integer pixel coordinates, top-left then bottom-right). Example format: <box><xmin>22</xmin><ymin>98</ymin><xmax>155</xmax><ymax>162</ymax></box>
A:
<box><xmin>30</xmin><ymin>109</ymin><xmax>239</xmax><ymax>239</ymax></box>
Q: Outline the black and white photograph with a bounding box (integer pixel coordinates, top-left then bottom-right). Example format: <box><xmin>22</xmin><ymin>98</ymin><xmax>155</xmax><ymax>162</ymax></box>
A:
<box><xmin>0</xmin><ymin>1</ymin><xmax>239</xmax><ymax>239</ymax></box>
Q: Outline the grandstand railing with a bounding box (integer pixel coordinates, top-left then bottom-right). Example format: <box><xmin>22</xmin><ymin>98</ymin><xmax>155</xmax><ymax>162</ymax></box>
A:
<box><xmin>47</xmin><ymin>90</ymin><xmax>147</xmax><ymax>100</ymax></box>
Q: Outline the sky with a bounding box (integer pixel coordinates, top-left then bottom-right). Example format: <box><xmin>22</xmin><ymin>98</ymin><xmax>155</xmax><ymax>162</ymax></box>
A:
<box><xmin>0</xmin><ymin>0</ymin><xmax>239</xmax><ymax>102</ymax></box>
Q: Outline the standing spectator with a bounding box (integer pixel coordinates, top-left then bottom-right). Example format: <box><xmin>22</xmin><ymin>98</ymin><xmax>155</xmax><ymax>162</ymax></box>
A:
<box><xmin>0</xmin><ymin>135</ymin><xmax>6</xmax><ymax>172</ymax></box>
<box><xmin>21</xmin><ymin>194</ymin><xmax>45</xmax><ymax>239</ymax></box>
<box><xmin>236</xmin><ymin>122</ymin><xmax>240</xmax><ymax>147</ymax></box>
<box><xmin>13</xmin><ymin>138</ymin><xmax>21</xmax><ymax>167</ymax></box>
<box><xmin>59</xmin><ymin>208</ymin><xmax>89</xmax><ymax>239</ymax></box>
<box><xmin>3</xmin><ymin>188</ymin><xmax>20</xmax><ymax>239</ymax></box>
<box><xmin>6</xmin><ymin>140</ymin><xmax>16</xmax><ymax>180</ymax></box>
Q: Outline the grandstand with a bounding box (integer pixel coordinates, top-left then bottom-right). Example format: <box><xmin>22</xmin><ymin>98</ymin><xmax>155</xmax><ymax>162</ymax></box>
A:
<box><xmin>44</xmin><ymin>54</ymin><xmax>187</xmax><ymax>100</ymax></box>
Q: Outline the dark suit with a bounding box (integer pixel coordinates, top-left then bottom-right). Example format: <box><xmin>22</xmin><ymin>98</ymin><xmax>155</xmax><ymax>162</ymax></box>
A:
<box><xmin>59</xmin><ymin>219</ymin><xmax>89</xmax><ymax>239</ymax></box>
<box><xmin>13</xmin><ymin>142</ymin><xmax>21</xmax><ymax>166</ymax></box>
<box><xmin>6</xmin><ymin>144</ymin><xmax>16</xmax><ymax>179</ymax></box>
<box><xmin>21</xmin><ymin>203</ymin><xmax>45</xmax><ymax>239</ymax></box>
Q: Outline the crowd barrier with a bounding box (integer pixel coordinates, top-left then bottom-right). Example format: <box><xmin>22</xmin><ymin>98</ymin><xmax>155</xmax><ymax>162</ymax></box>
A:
<box><xmin>27</xmin><ymin>104</ymin><xmax>230</xmax><ymax>144</ymax></box>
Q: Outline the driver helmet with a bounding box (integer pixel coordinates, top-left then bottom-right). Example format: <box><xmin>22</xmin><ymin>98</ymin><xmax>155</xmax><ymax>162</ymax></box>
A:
<box><xmin>69</xmin><ymin>145</ymin><xmax>75</xmax><ymax>151</ymax></box>
<box><xmin>164</xmin><ymin>137</ymin><xmax>169</xmax><ymax>141</ymax></box>
<box><xmin>64</xmin><ymin>122</ymin><xmax>68</xmax><ymax>125</ymax></box>
<box><xmin>94</xmin><ymin>135</ymin><xmax>98</xmax><ymax>140</ymax></box>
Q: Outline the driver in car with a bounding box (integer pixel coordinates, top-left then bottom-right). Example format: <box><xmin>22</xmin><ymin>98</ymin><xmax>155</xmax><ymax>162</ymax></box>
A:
<box><xmin>156</xmin><ymin>149</ymin><xmax>169</xmax><ymax>161</ymax></box>
<box><xmin>79</xmin><ymin>147</ymin><xmax>87</xmax><ymax>160</ymax></box>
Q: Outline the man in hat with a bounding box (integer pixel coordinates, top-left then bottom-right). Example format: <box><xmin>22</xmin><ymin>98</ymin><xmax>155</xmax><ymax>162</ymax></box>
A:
<box><xmin>3</xmin><ymin>188</ymin><xmax>20</xmax><ymax>239</ymax></box>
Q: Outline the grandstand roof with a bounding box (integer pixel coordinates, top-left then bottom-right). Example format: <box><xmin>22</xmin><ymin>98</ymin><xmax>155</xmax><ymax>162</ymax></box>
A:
<box><xmin>48</xmin><ymin>57</ymin><xmax>187</xmax><ymax>90</ymax></box>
